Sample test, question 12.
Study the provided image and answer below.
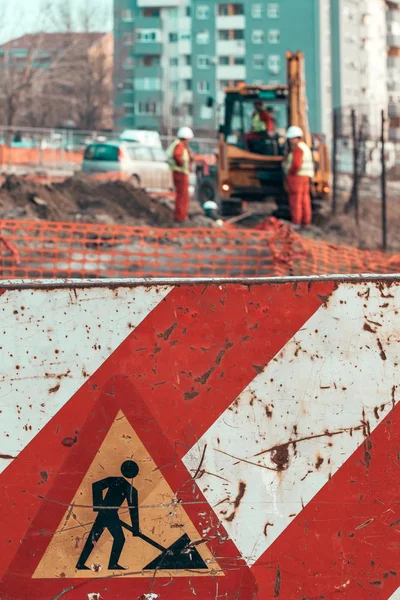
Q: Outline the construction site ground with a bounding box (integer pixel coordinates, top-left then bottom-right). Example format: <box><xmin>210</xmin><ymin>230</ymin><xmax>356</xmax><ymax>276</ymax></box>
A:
<box><xmin>0</xmin><ymin>173</ymin><xmax>216</xmax><ymax>228</ymax></box>
<box><xmin>0</xmin><ymin>172</ymin><xmax>399</xmax><ymax>281</ymax></box>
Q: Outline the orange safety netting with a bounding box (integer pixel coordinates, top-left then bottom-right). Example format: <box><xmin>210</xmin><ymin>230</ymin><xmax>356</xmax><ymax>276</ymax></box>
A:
<box><xmin>0</xmin><ymin>145</ymin><xmax>82</xmax><ymax>166</ymax></box>
<box><xmin>1</xmin><ymin>217</ymin><xmax>400</xmax><ymax>280</ymax></box>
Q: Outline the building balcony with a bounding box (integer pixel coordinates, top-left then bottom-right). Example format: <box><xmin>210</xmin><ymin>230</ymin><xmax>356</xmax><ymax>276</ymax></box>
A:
<box><xmin>177</xmin><ymin>39</ymin><xmax>191</xmax><ymax>55</ymax></box>
<box><xmin>387</xmin><ymin>34</ymin><xmax>400</xmax><ymax>48</ymax></box>
<box><xmin>388</xmin><ymin>57</ymin><xmax>400</xmax><ymax>69</ymax></box>
<box><xmin>133</xmin><ymin>42</ymin><xmax>163</xmax><ymax>55</ymax></box>
<box><xmin>217</xmin><ymin>65</ymin><xmax>246</xmax><ymax>80</ymax></box>
<box><xmin>388</xmin><ymin>103</ymin><xmax>400</xmax><ymax>118</ymax></box>
<box><xmin>216</xmin><ymin>40</ymin><xmax>246</xmax><ymax>56</ymax></box>
<box><xmin>135</xmin><ymin>16</ymin><xmax>162</xmax><ymax>29</ymax></box>
<box><xmin>389</xmin><ymin>127</ymin><xmax>400</xmax><ymax>140</ymax></box>
<box><xmin>216</xmin><ymin>15</ymin><xmax>245</xmax><ymax>29</ymax></box>
<box><xmin>387</xmin><ymin>8</ymin><xmax>400</xmax><ymax>23</ymax></box>
<box><xmin>388</xmin><ymin>80</ymin><xmax>400</xmax><ymax>91</ymax></box>
<box><xmin>137</xmin><ymin>0</ymin><xmax>180</xmax><ymax>6</ymax></box>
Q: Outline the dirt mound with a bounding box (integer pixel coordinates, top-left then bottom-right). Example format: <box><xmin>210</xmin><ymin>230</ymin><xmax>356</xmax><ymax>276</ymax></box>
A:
<box><xmin>0</xmin><ymin>174</ymin><xmax>176</xmax><ymax>227</ymax></box>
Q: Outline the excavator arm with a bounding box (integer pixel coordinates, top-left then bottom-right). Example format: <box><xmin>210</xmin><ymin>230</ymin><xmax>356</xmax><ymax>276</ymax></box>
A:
<box><xmin>286</xmin><ymin>51</ymin><xmax>312</xmax><ymax>147</ymax></box>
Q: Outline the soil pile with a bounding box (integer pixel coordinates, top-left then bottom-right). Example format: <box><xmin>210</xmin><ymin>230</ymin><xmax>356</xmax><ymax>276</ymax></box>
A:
<box><xmin>0</xmin><ymin>174</ymin><xmax>177</xmax><ymax>227</ymax></box>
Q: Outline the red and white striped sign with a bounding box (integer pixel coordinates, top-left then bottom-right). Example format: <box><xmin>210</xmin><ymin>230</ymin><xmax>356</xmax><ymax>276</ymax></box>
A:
<box><xmin>0</xmin><ymin>278</ymin><xmax>399</xmax><ymax>599</ymax></box>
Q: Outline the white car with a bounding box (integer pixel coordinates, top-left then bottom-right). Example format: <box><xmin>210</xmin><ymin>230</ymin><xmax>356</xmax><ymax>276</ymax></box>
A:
<box><xmin>82</xmin><ymin>140</ymin><xmax>197</xmax><ymax>197</ymax></box>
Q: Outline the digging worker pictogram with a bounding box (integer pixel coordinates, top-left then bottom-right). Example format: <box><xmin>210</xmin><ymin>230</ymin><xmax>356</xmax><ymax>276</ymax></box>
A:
<box><xmin>76</xmin><ymin>460</ymin><xmax>142</xmax><ymax>570</ymax></box>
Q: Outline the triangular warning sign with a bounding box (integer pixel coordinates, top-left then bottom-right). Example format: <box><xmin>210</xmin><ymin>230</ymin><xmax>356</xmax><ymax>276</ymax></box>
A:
<box><xmin>34</xmin><ymin>410</ymin><xmax>216</xmax><ymax>578</ymax></box>
<box><xmin>1</xmin><ymin>375</ymin><xmax>256</xmax><ymax>599</ymax></box>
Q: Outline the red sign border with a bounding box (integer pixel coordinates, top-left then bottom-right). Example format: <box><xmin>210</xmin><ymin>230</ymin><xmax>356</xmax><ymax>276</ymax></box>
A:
<box><xmin>1</xmin><ymin>374</ymin><xmax>257</xmax><ymax>599</ymax></box>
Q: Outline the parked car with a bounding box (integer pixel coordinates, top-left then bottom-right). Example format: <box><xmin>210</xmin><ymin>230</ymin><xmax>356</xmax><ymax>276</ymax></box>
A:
<box><xmin>82</xmin><ymin>141</ymin><xmax>172</xmax><ymax>191</ymax></box>
<box><xmin>82</xmin><ymin>140</ymin><xmax>197</xmax><ymax>197</ymax></box>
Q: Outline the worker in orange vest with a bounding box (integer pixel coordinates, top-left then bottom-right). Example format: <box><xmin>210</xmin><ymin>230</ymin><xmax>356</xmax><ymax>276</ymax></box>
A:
<box><xmin>284</xmin><ymin>126</ymin><xmax>315</xmax><ymax>227</ymax></box>
<box><xmin>167</xmin><ymin>127</ymin><xmax>194</xmax><ymax>223</ymax></box>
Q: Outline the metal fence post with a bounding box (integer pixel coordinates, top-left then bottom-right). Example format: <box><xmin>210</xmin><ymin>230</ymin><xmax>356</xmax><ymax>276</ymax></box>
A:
<box><xmin>381</xmin><ymin>109</ymin><xmax>387</xmax><ymax>251</ymax></box>
<box><xmin>332</xmin><ymin>110</ymin><xmax>338</xmax><ymax>214</ymax></box>
<box><xmin>351</xmin><ymin>109</ymin><xmax>359</xmax><ymax>224</ymax></box>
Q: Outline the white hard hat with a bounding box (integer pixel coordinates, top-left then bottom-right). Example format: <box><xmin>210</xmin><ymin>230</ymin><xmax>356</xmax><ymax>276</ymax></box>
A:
<box><xmin>286</xmin><ymin>126</ymin><xmax>304</xmax><ymax>139</ymax></box>
<box><xmin>177</xmin><ymin>126</ymin><xmax>194</xmax><ymax>140</ymax></box>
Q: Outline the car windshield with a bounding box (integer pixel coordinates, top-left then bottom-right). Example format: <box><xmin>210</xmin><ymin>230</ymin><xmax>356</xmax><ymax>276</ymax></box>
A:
<box><xmin>151</xmin><ymin>148</ymin><xmax>167</xmax><ymax>162</ymax></box>
<box><xmin>84</xmin><ymin>144</ymin><xmax>119</xmax><ymax>161</ymax></box>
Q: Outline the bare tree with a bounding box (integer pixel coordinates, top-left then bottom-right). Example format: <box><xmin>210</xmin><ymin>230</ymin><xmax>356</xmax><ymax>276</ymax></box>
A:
<box><xmin>0</xmin><ymin>2</ymin><xmax>46</xmax><ymax>129</ymax></box>
<box><xmin>0</xmin><ymin>0</ymin><xmax>113</xmax><ymax>131</ymax></box>
<box><xmin>37</xmin><ymin>0</ymin><xmax>113</xmax><ymax>130</ymax></box>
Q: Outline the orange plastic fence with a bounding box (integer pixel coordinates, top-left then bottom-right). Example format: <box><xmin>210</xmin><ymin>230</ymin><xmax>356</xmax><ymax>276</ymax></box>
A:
<box><xmin>1</xmin><ymin>217</ymin><xmax>400</xmax><ymax>279</ymax></box>
<box><xmin>0</xmin><ymin>145</ymin><xmax>83</xmax><ymax>166</ymax></box>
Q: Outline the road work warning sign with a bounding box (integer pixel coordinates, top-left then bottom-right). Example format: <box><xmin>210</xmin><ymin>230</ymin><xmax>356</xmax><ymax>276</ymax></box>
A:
<box><xmin>1</xmin><ymin>279</ymin><xmax>400</xmax><ymax>599</ymax></box>
<box><xmin>34</xmin><ymin>404</ymin><xmax>215</xmax><ymax>578</ymax></box>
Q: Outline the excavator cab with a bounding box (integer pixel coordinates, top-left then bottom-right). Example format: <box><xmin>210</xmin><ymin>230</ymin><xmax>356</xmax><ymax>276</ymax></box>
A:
<box><xmin>222</xmin><ymin>84</ymin><xmax>289</xmax><ymax>156</ymax></box>
<box><xmin>217</xmin><ymin>51</ymin><xmax>330</xmax><ymax>217</ymax></box>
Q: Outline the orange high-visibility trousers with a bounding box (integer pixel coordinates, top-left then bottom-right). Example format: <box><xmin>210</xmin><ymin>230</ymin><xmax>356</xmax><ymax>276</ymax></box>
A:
<box><xmin>287</xmin><ymin>175</ymin><xmax>312</xmax><ymax>226</ymax></box>
<box><xmin>173</xmin><ymin>172</ymin><xmax>190</xmax><ymax>223</ymax></box>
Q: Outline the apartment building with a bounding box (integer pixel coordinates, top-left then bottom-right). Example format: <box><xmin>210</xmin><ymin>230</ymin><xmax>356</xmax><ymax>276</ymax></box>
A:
<box><xmin>114</xmin><ymin>0</ymin><xmax>333</xmax><ymax>135</ymax></box>
<box><xmin>114</xmin><ymin>0</ymin><xmax>391</xmax><ymax>137</ymax></box>
<box><xmin>387</xmin><ymin>0</ymin><xmax>400</xmax><ymax>140</ymax></box>
<box><xmin>331</xmin><ymin>0</ymin><xmax>388</xmax><ymax>135</ymax></box>
<box><xmin>114</xmin><ymin>0</ymin><xmax>192</xmax><ymax>133</ymax></box>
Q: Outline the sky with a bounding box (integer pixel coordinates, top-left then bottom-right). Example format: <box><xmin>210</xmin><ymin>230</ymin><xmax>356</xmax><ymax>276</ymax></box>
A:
<box><xmin>0</xmin><ymin>0</ymin><xmax>113</xmax><ymax>42</ymax></box>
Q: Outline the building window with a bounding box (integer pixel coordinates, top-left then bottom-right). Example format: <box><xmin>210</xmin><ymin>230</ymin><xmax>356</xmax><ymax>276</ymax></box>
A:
<box><xmin>136</xmin><ymin>101</ymin><xmax>159</xmax><ymax>115</ymax></box>
<box><xmin>234</xmin><ymin>56</ymin><xmax>245</xmax><ymax>65</ymax></box>
<box><xmin>218</xmin><ymin>4</ymin><xmax>244</xmax><ymax>15</ymax></box>
<box><xmin>233</xmin><ymin>29</ymin><xmax>244</xmax><ymax>40</ymax></box>
<box><xmin>185</xmin><ymin>79</ymin><xmax>192</xmax><ymax>90</ymax></box>
<box><xmin>170</xmin><ymin>57</ymin><xmax>179</xmax><ymax>66</ymax></box>
<box><xmin>186</xmin><ymin>6</ymin><xmax>191</xmax><ymax>16</ymax></box>
<box><xmin>268</xmin><ymin>54</ymin><xmax>280</xmax><ymax>74</ymax></box>
<box><xmin>184</xmin><ymin>55</ymin><xmax>191</xmax><ymax>65</ymax></box>
<box><xmin>251</xmin><ymin>4</ymin><xmax>263</xmax><ymax>18</ymax></box>
<box><xmin>197</xmin><ymin>55</ymin><xmax>211</xmax><ymax>69</ymax></box>
<box><xmin>143</xmin><ymin>7</ymin><xmax>160</xmax><ymax>17</ymax></box>
<box><xmin>219</xmin><ymin>30</ymin><xmax>244</xmax><ymax>40</ymax></box>
<box><xmin>122</xmin><ymin>9</ymin><xmax>134</xmax><ymax>22</ymax></box>
<box><xmin>136</xmin><ymin>29</ymin><xmax>161</xmax><ymax>43</ymax></box>
<box><xmin>123</xmin><ymin>57</ymin><xmax>134</xmax><ymax>69</ymax></box>
<box><xmin>196</xmin><ymin>30</ymin><xmax>210</xmax><ymax>44</ymax></box>
<box><xmin>198</xmin><ymin>80</ymin><xmax>211</xmax><ymax>93</ymax></box>
<box><xmin>268</xmin><ymin>29</ymin><xmax>280</xmax><ymax>44</ymax></box>
<box><xmin>267</xmin><ymin>3</ymin><xmax>279</xmax><ymax>18</ymax></box>
<box><xmin>196</xmin><ymin>5</ymin><xmax>210</xmax><ymax>19</ymax></box>
<box><xmin>135</xmin><ymin>77</ymin><xmax>162</xmax><ymax>91</ymax></box>
<box><xmin>169</xmin><ymin>32</ymin><xmax>178</xmax><ymax>42</ymax></box>
<box><xmin>124</xmin><ymin>103</ymin><xmax>134</xmax><ymax>116</ymax></box>
<box><xmin>123</xmin><ymin>32</ymin><xmax>134</xmax><ymax>45</ymax></box>
<box><xmin>123</xmin><ymin>80</ymin><xmax>134</xmax><ymax>91</ymax></box>
<box><xmin>253</xmin><ymin>54</ymin><xmax>265</xmax><ymax>69</ymax></box>
<box><xmin>252</xmin><ymin>30</ymin><xmax>264</xmax><ymax>44</ymax></box>
<box><xmin>219</xmin><ymin>80</ymin><xmax>230</xmax><ymax>91</ymax></box>
<box><xmin>141</xmin><ymin>55</ymin><xmax>160</xmax><ymax>66</ymax></box>
<box><xmin>219</xmin><ymin>56</ymin><xmax>229</xmax><ymax>65</ymax></box>
<box><xmin>180</xmin><ymin>32</ymin><xmax>191</xmax><ymax>40</ymax></box>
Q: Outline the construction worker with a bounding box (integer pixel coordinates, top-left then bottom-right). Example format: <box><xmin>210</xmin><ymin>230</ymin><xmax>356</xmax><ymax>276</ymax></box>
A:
<box><xmin>251</xmin><ymin>100</ymin><xmax>274</xmax><ymax>135</ymax></box>
<box><xmin>284</xmin><ymin>126</ymin><xmax>314</xmax><ymax>227</ymax></box>
<box><xmin>167</xmin><ymin>127</ymin><xmax>194</xmax><ymax>223</ymax></box>
<box><xmin>246</xmin><ymin>100</ymin><xmax>274</xmax><ymax>153</ymax></box>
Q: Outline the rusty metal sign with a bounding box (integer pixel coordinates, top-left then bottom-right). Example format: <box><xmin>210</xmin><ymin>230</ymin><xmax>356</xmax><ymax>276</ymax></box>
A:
<box><xmin>0</xmin><ymin>277</ymin><xmax>400</xmax><ymax>599</ymax></box>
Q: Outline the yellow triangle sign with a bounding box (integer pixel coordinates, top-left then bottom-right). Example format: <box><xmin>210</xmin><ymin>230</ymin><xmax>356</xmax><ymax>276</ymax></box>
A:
<box><xmin>34</xmin><ymin>411</ymin><xmax>221</xmax><ymax>579</ymax></box>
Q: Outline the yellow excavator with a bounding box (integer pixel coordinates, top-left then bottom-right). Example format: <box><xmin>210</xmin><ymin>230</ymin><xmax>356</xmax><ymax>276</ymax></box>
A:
<box><xmin>217</xmin><ymin>51</ymin><xmax>330</xmax><ymax>217</ymax></box>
